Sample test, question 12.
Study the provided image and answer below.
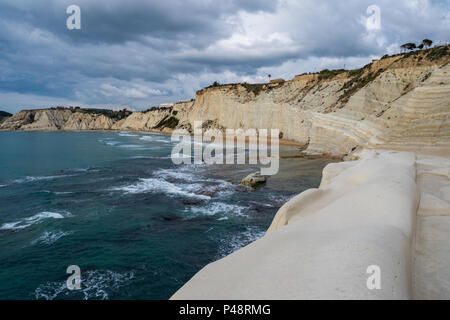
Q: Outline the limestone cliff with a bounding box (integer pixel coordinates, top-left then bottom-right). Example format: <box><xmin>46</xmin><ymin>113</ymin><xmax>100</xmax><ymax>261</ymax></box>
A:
<box><xmin>1</xmin><ymin>46</ymin><xmax>449</xmax><ymax>157</ymax></box>
<box><xmin>113</xmin><ymin>45</ymin><xmax>450</xmax><ymax>157</ymax></box>
<box><xmin>0</xmin><ymin>108</ymin><xmax>125</xmax><ymax>131</ymax></box>
<box><xmin>179</xmin><ymin>46</ymin><xmax>449</xmax><ymax>157</ymax></box>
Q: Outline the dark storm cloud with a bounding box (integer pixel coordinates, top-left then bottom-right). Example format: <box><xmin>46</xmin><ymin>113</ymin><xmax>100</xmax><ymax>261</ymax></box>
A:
<box><xmin>0</xmin><ymin>0</ymin><xmax>448</xmax><ymax>113</ymax></box>
<box><xmin>1</xmin><ymin>0</ymin><xmax>278</xmax><ymax>45</ymax></box>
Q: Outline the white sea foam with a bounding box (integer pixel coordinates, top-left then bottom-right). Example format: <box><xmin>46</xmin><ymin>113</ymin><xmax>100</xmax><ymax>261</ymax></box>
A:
<box><xmin>13</xmin><ymin>174</ymin><xmax>72</xmax><ymax>184</ymax></box>
<box><xmin>40</xmin><ymin>190</ymin><xmax>74</xmax><ymax>195</ymax></box>
<box><xmin>0</xmin><ymin>211</ymin><xmax>70</xmax><ymax>231</ymax></box>
<box><xmin>118</xmin><ymin>132</ymin><xmax>138</xmax><ymax>137</ymax></box>
<box><xmin>35</xmin><ymin>269</ymin><xmax>135</xmax><ymax>300</ymax></box>
<box><xmin>153</xmin><ymin>166</ymin><xmax>224</xmax><ymax>183</ymax></box>
<box><xmin>113</xmin><ymin>164</ymin><xmax>233</xmax><ymax>200</ymax></box>
<box><xmin>112</xmin><ymin>178</ymin><xmax>210</xmax><ymax>200</ymax></box>
<box><xmin>31</xmin><ymin>230</ymin><xmax>72</xmax><ymax>245</ymax></box>
<box><xmin>106</xmin><ymin>141</ymin><xmax>120</xmax><ymax>146</ymax></box>
<box><xmin>153</xmin><ymin>167</ymin><xmax>233</xmax><ymax>198</ymax></box>
<box><xmin>188</xmin><ymin>202</ymin><xmax>248</xmax><ymax>217</ymax></box>
<box><xmin>139</xmin><ymin>136</ymin><xmax>171</xmax><ymax>143</ymax></box>
<box><xmin>217</xmin><ymin>226</ymin><xmax>265</xmax><ymax>258</ymax></box>
<box><xmin>118</xmin><ymin>144</ymin><xmax>145</xmax><ymax>149</ymax></box>
<box><xmin>0</xmin><ymin>184</ymin><xmax>6</xmax><ymax>188</ymax></box>
<box><xmin>153</xmin><ymin>167</ymin><xmax>200</xmax><ymax>181</ymax></box>
<box><xmin>267</xmin><ymin>193</ymin><xmax>294</xmax><ymax>205</ymax></box>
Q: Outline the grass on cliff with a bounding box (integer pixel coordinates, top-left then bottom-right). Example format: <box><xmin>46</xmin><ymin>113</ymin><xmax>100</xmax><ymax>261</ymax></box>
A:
<box><xmin>76</xmin><ymin>108</ymin><xmax>131</xmax><ymax>120</ymax></box>
<box><xmin>204</xmin><ymin>80</ymin><xmax>284</xmax><ymax>97</ymax></box>
<box><xmin>44</xmin><ymin>107</ymin><xmax>132</xmax><ymax>120</ymax></box>
<box><xmin>318</xmin><ymin>69</ymin><xmax>346</xmax><ymax>80</ymax></box>
<box><xmin>425</xmin><ymin>45</ymin><xmax>450</xmax><ymax>61</ymax></box>
<box><xmin>337</xmin><ymin>67</ymin><xmax>384</xmax><ymax>104</ymax></box>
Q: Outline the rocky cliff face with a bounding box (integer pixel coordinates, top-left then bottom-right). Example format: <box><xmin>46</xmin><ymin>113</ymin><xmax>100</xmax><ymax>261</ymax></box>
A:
<box><xmin>0</xmin><ymin>108</ymin><xmax>123</xmax><ymax>131</ymax></box>
<box><xmin>1</xmin><ymin>46</ymin><xmax>449</xmax><ymax>157</ymax></box>
<box><xmin>180</xmin><ymin>46</ymin><xmax>449</xmax><ymax>157</ymax></box>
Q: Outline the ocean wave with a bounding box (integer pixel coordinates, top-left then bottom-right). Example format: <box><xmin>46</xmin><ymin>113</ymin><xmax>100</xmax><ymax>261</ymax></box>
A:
<box><xmin>0</xmin><ymin>211</ymin><xmax>71</xmax><ymax>231</ymax></box>
<box><xmin>0</xmin><ymin>184</ymin><xmax>6</xmax><ymax>188</ymax></box>
<box><xmin>106</xmin><ymin>141</ymin><xmax>119</xmax><ymax>146</ymax></box>
<box><xmin>153</xmin><ymin>166</ymin><xmax>224</xmax><ymax>183</ymax></box>
<box><xmin>267</xmin><ymin>193</ymin><xmax>295</xmax><ymax>205</ymax></box>
<box><xmin>118</xmin><ymin>132</ymin><xmax>138</xmax><ymax>137</ymax></box>
<box><xmin>152</xmin><ymin>167</ymin><xmax>204</xmax><ymax>182</ymax></box>
<box><xmin>112</xmin><ymin>163</ymin><xmax>233</xmax><ymax>200</ymax></box>
<box><xmin>38</xmin><ymin>190</ymin><xmax>75</xmax><ymax>195</ymax></box>
<box><xmin>112</xmin><ymin>178</ymin><xmax>210</xmax><ymax>200</ymax></box>
<box><xmin>153</xmin><ymin>167</ymin><xmax>233</xmax><ymax>198</ymax></box>
<box><xmin>35</xmin><ymin>269</ymin><xmax>135</xmax><ymax>300</ymax></box>
<box><xmin>139</xmin><ymin>136</ymin><xmax>171</xmax><ymax>143</ymax></box>
<box><xmin>12</xmin><ymin>174</ymin><xmax>73</xmax><ymax>184</ymax></box>
<box><xmin>188</xmin><ymin>202</ymin><xmax>248</xmax><ymax>217</ymax></box>
<box><xmin>31</xmin><ymin>230</ymin><xmax>72</xmax><ymax>246</ymax></box>
<box><xmin>217</xmin><ymin>226</ymin><xmax>265</xmax><ymax>258</ymax></box>
<box><xmin>117</xmin><ymin>144</ymin><xmax>146</xmax><ymax>149</ymax></box>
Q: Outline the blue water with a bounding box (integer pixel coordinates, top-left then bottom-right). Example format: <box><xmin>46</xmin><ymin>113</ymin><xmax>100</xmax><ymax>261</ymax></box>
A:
<box><xmin>0</xmin><ymin>131</ymin><xmax>331</xmax><ymax>299</ymax></box>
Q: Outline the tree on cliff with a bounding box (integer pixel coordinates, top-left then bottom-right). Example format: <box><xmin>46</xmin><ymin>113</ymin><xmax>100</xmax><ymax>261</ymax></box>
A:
<box><xmin>422</xmin><ymin>39</ymin><xmax>433</xmax><ymax>48</ymax></box>
<box><xmin>400</xmin><ymin>43</ymin><xmax>417</xmax><ymax>52</ymax></box>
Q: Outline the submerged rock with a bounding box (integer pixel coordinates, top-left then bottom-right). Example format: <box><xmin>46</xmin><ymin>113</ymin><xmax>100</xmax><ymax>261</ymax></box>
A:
<box><xmin>240</xmin><ymin>172</ymin><xmax>267</xmax><ymax>190</ymax></box>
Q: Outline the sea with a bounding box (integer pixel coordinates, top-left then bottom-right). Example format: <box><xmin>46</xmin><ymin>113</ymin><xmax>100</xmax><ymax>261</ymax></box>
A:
<box><xmin>0</xmin><ymin>131</ymin><xmax>332</xmax><ymax>299</ymax></box>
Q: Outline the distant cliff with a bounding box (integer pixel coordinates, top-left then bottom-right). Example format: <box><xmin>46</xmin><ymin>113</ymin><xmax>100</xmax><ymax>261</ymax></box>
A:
<box><xmin>1</xmin><ymin>45</ymin><xmax>449</xmax><ymax>157</ymax></box>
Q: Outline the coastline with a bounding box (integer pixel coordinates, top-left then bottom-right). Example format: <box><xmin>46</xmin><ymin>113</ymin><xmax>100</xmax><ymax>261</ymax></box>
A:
<box><xmin>0</xmin><ymin>128</ymin><xmax>306</xmax><ymax>148</ymax></box>
<box><xmin>171</xmin><ymin>148</ymin><xmax>450</xmax><ymax>299</ymax></box>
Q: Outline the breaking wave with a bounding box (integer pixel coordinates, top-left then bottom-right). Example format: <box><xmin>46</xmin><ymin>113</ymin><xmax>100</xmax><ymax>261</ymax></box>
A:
<box><xmin>217</xmin><ymin>226</ymin><xmax>265</xmax><ymax>258</ymax></box>
<box><xmin>0</xmin><ymin>211</ymin><xmax>71</xmax><ymax>231</ymax></box>
<box><xmin>12</xmin><ymin>174</ymin><xmax>73</xmax><ymax>184</ymax></box>
<box><xmin>187</xmin><ymin>202</ymin><xmax>248</xmax><ymax>218</ymax></box>
<box><xmin>112</xmin><ymin>178</ymin><xmax>210</xmax><ymax>200</ymax></box>
<box><xmin>118</xmin><ymin>132</ymin><xmax>138</xmax><ymax>137</ymax></box>
<box><xmin>31</xmin><ymin>230</ymin><xmax>72</xmax><ymax>246</ymax></box>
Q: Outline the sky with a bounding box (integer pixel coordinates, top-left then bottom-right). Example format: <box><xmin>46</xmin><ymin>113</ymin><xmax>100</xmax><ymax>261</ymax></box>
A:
<box><xmin>0</xmin><ymin>0</ymin><xmax>448</xmax><ymax>113</ymax></box>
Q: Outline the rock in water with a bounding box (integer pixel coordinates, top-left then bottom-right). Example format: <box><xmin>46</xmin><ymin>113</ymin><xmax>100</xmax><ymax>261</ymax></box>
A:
<box><xmin>240</xmin><ymin>172</ymin><xmax>267</xmax><ymax>190</ymax></box>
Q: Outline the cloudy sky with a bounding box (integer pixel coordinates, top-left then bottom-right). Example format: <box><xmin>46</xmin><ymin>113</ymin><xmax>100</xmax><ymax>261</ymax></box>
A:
<box><xmin>0</xmin><ymin>0</ymin><xmax>448</xmax><ymax>113</ymax></box>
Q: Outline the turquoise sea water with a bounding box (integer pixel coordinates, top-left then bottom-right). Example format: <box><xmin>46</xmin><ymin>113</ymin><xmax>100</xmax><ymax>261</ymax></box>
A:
<box><xmin>0</xmin><ymin>131</ymin><xmax>331</xmax><ymax>299</ymax></box>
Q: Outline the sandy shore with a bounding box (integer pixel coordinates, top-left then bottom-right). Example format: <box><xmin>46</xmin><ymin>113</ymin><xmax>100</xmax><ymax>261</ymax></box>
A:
<box><xmin>171</xmin><ymin>149</ymin><xmax>450</xmax><ymax>299</ymax></box>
